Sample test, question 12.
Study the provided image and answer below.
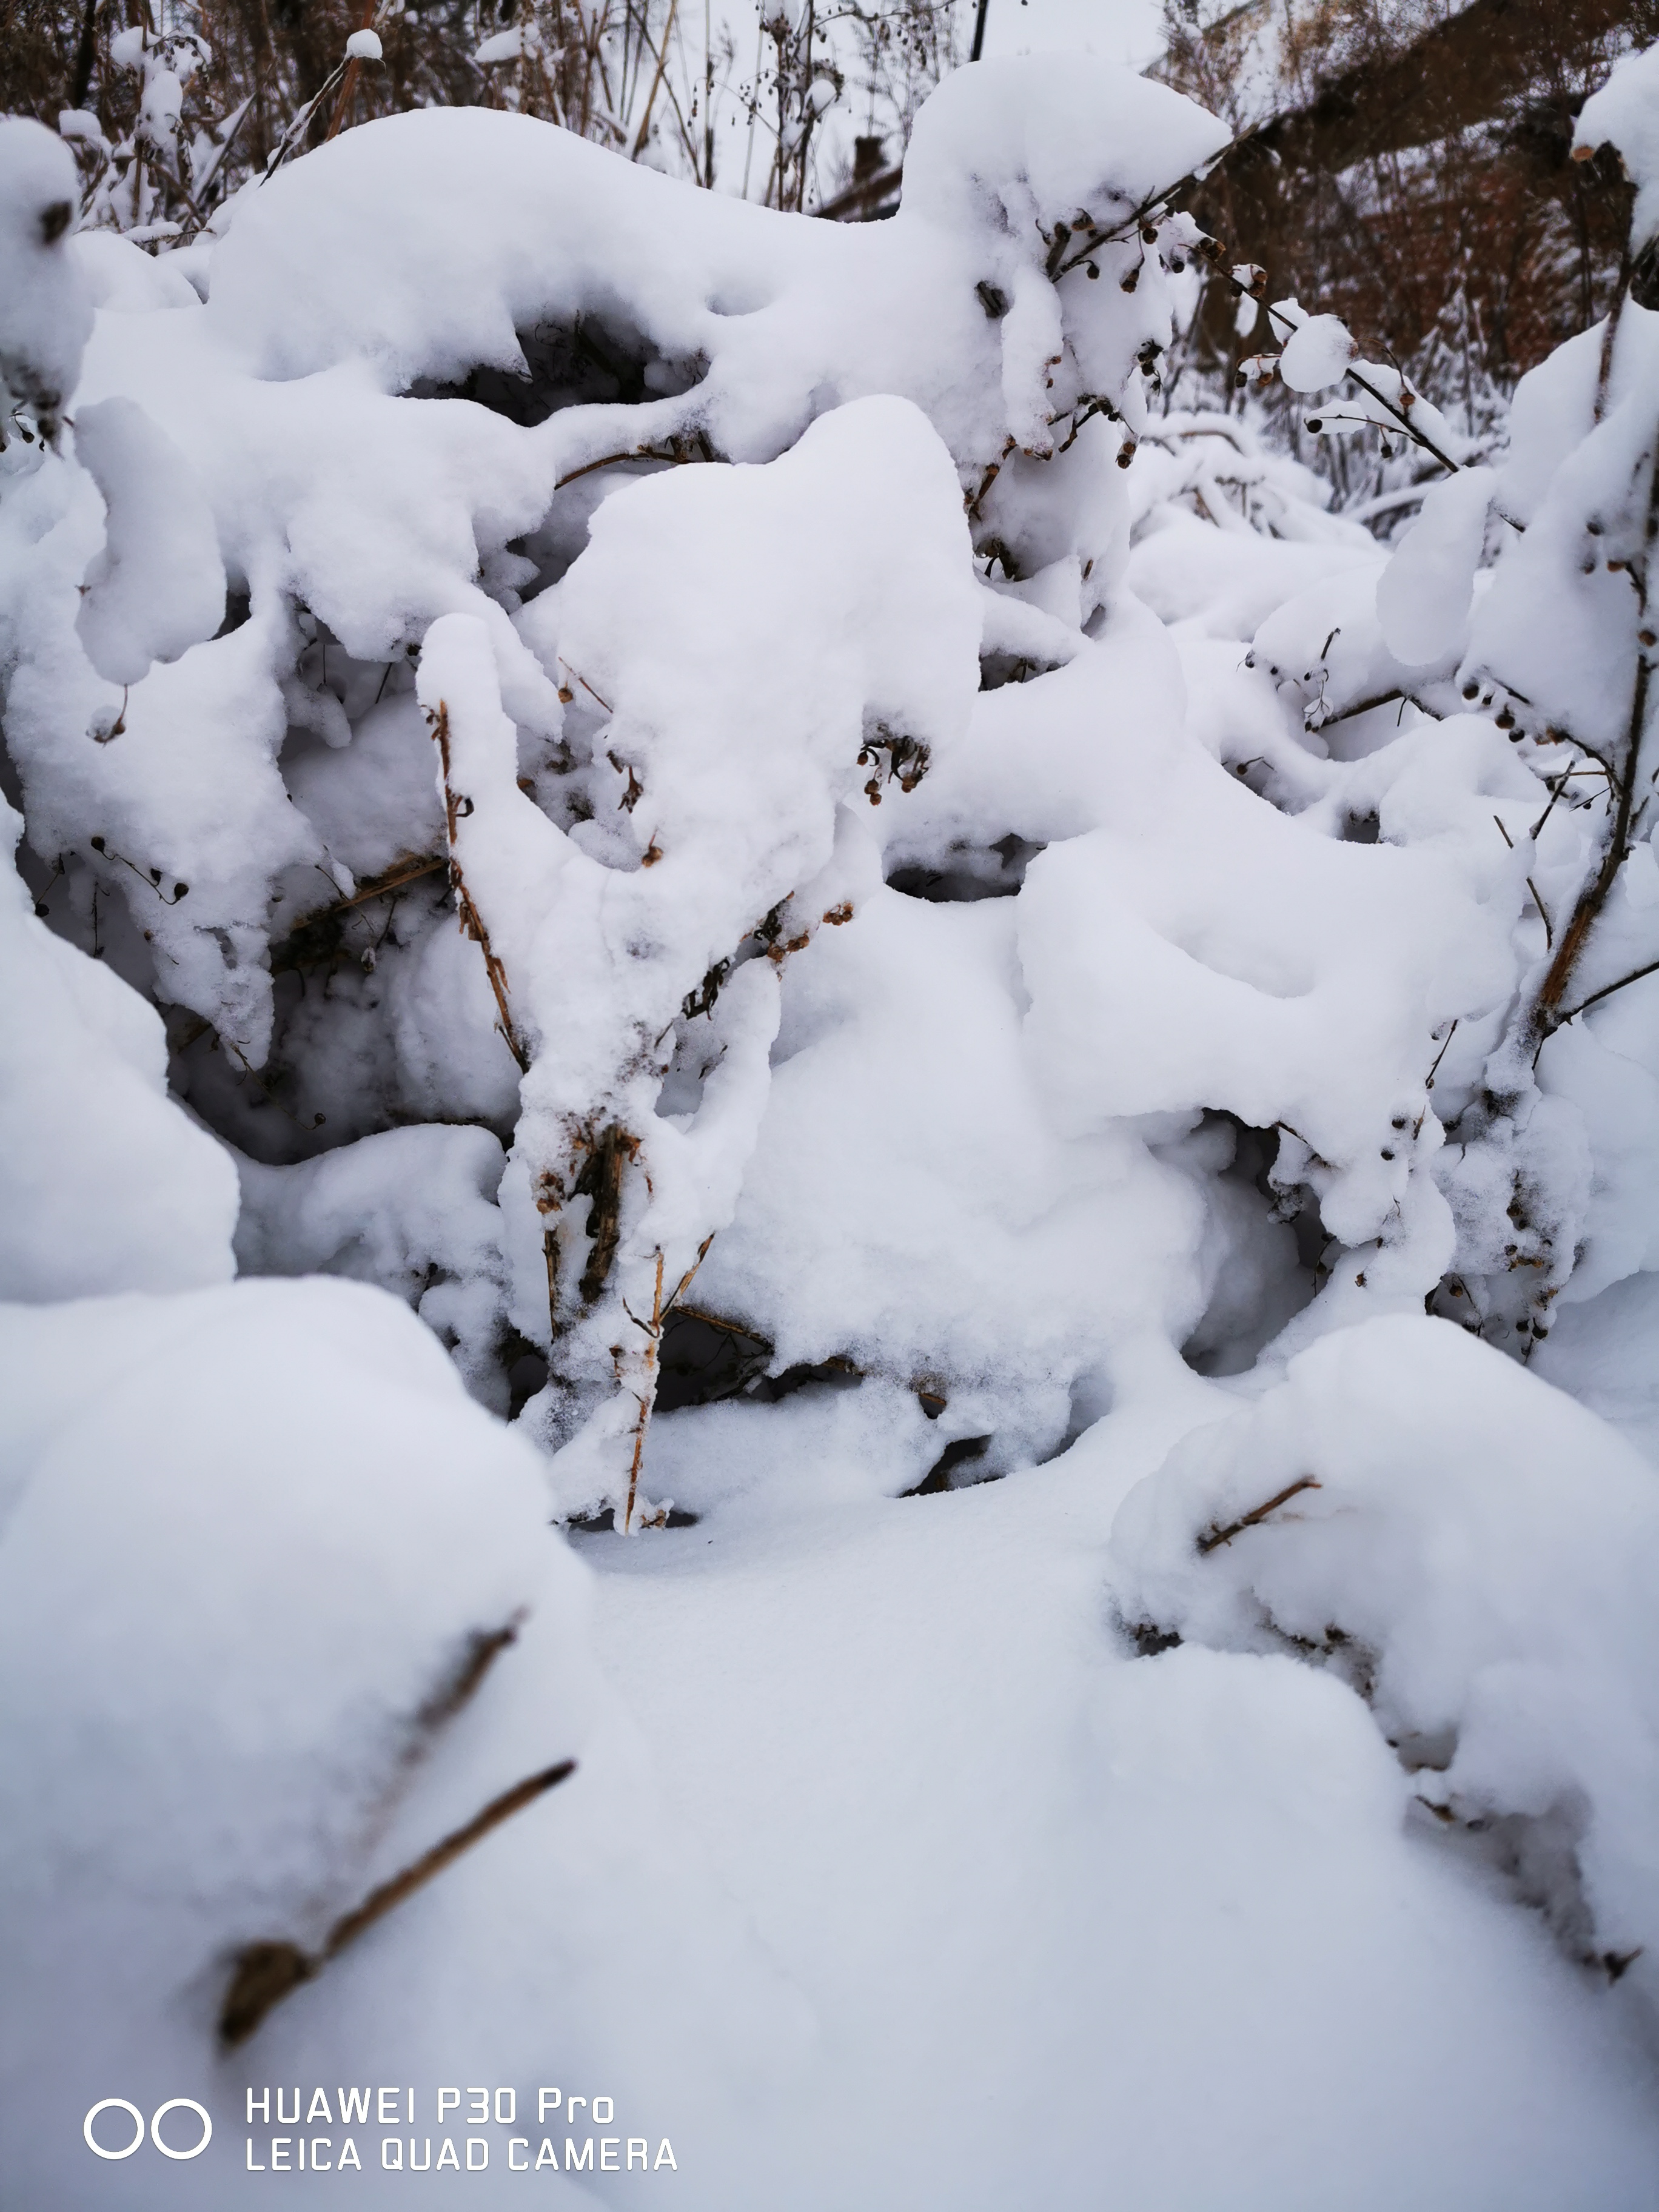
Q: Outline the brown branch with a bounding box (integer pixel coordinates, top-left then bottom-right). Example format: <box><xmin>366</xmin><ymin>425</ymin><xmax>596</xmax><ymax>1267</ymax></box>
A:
<box><xmin>668</xmin><ymin>1232</ymin><xmax>716</xmax><ymax>1317</ymax></box>
<box><xmin>967</xmin><ymin>437</ymin><xmax>1016</xmax><ymax>520</ymax></box>
<box><xmin>1526</xmin><ymin>879</ymin><xmax>1553</xmax><ymax>949</ymax></box>
<box><xmin>623</xmin><ymin>1250</ymin><xmax>666</xmax><ymax>1533</ymax></box>
<box><xmin>816</xmin><ymin>162</ymin><xmax>904</xmax><ymax>221</ymax></box>
<box><xmin>1522</xmin><ymin>446</ymin><xmax>1659</xmax><ymax>1050</ymax></box>
<box><xmin>1594</xmin><ymin>236</ymin><xmax>1633</xmax><ymax>425</ymax></box>
<box><xmin>324</xmin><ymin>2</ymin><xmax>377</xmax><ymax>141</ymax></box>
<box><xmin>553</xmin><ymin>444</ymin><xmax>697</xmax><ymax>494</ymax></box>
<box><xmin>619</xmin><ymin>1232</ymin><xmax>714</xmax><ymax>1532</ymax></box>
<box><xmin>430</xmin><ymin>702</ymin><xmax>529</xmax><ymax>1072</ymax></box>
<box><xmin>543</xmin><ymin>1225</ymin><xmax>561</xmax><ymax>1343</ymax></box>
<box><xmin>1553</xmin><ymin>955</ymin><xmax>1659</xmax><ymax>1028</ymax></box>
<box><xmin>1053</xmin><ymin>153</ymin><xmax>1233</xmax><ymax>278</ymax></box>
<box><xmin>327</xmin><ymin>1760</ymin><xmax>574</xmax><ymax>1955</ymax></box>
<box><xmin>70</xmin><ymin>0</ymin><xmax>101</xmax><ymax>109</ymax></box>
<box><xmin>414</xmin><ymin>1619</ymin><xmax>521</xmax><ymax>1732</ymax></box>
<box><xmin>330</xmin><ymin>853</ymin><xmax>445</xmax><ymax>911</ymax></box>
<box><xmin>1255</xmin><ymin>298</ymin><xmax>1463</xmax><ymax>475</ymax></box>
<box><xmin>577</xmin><ymin>1124</ymin><xmax>632</xmax><ymax>1304</ymax></box>
<box><xmin>218</xmin><ymin>1758</ymin><xmax>576</xmax><ymax>2047</ymax></box>
<box><xmin>1198</xmin><ymin>1475</ymin><xmax>1321</xmax><ymax>1554</ymax></box>
<box><xmin>1424</xmin><ymin>1017</ymin><xmax>1458</xmax><ymax>1090</ymax></box>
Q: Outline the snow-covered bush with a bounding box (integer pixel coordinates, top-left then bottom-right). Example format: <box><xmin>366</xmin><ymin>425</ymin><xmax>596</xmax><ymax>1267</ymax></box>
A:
<box><xmin>7</xmin><ymin>32</ymin><xmax>1659</xmax><ymax>2207</ymax></box>
<box><xmin>2</xmin><ymin>61</ymin><xmax>1255</xmax><ymax>1529</ymax></box>
<box><xmin>1108</xmin><ymin>1313</ymin><xmax>1659</xmax><ymax>2002</ymax></box>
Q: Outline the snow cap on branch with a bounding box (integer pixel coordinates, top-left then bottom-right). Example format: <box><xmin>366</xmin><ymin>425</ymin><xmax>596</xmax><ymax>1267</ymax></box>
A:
<box><xmin>73</xmin><ymin>398</ymin><xmax>227</xmax><ymax>686</ymax></box>
<box><xmin>1575</xmin><ymin>40</ymin><xmax>1659</xmax><ymax>253</ymax></box>
<box><xmin>1278</xmin><ymin>312</ymin><xmax>1356</xmax><ymax>395</ymax></box>
<box><xmin>899</xmin><ymin>55</ymin><xmax>1230</xmax><ymax>234</ymax></box>
<box><xmin>0</xmin><ymin>118</ymin><xmax>93</xmax><ymax>442</ymax></box>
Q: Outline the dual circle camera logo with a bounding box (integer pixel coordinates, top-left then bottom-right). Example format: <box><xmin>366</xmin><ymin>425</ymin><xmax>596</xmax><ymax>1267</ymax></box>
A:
<box><xmin>84</xmin><ymin>2098</ymin><xmax>213</xmax><ymax>2161</ymax></box>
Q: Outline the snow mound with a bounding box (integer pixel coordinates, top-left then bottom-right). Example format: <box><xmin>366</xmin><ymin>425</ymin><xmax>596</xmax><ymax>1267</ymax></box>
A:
<box><xmin>0</xmin><ymin>800</ymin><xmax>236</xmax><ymax>1298</ymax></box>
<box><xmin>0</xmin><ymin>1276</ymin><xmax>805</xmax><ymax>2204</ymax></box>
<box><xmin>1108</xmin><ymin>1313</ymin><xmax>1659</xmax><ymax>1994</ymax></box>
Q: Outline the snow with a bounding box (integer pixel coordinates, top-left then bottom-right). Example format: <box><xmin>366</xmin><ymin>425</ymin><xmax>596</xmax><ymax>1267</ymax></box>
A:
<box><xmin>1277</xmin><ymin>309</ymin><xmax>1355</xmax><ymax>393</ymax></box>
<box><xmin>1108</xmin><ymin>1314</ymin><xmax>1659</xmax><ymax>2005</ymax></box>
<box><xmin>72</xmin><ymin>396</ymin><xmax>226</xmax><ymax>683</ymax></box>
<box><xmin>0</xmin><ymin>118</ymin><xmax>92</xmax><ymax>438</ymax></box>
<box><xmin>5</xmin><ymin>38</ymin><xmax>1659</xmax><ymax>2208</ymax></box>
<box><xmin>0</xmin><ymin>799</ymin><xmax>238</xmax><ymax>1299</ymax></box>
<box><xmin>585</xmin><ymin>1424</ymin><xmax>1659</xmax><ymax>2211</ymax></box>
<box><xmin>233</xmin><ymin>1125</ymin><xmax>514</xmax><ymax>1411</ymax></box>
<box><xmin>72</xmin><ymin>228</ymin><xmax>203</xmax><ymax>313</ymax></box>
<box><xmin>1</xmin><ymin>1279</ymin><xmax>806</xmax><ymax>2206</ymax></box>
<box><xmin>1577</xmin><ymin>39</ymin><xmax>1659</xmax><ymax>255</ymax></box>
<box><xmin>1375</xmin><ymin>463</ymin><xmax>1495</xmax><ymax>666</ymax></box>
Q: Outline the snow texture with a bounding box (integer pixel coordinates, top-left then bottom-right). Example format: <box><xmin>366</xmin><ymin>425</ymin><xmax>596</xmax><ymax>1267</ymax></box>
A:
<box><xmin>5</xmin><ymin>41</ymin><xmax>1659</xmax><ymax>2208</ymax></box>
<box><xmin>0</xmin><ymin>797</ymin><xmax>237</xmax><ymax>1298</ymax></box>
<box><xmin>1577</xmin><ymin>39</ymin><xmax>1659</xmax><ymax>253</ymax></box>
<box><xmin>0</xmin><ymin>118</ymin><xmax>92</xmax><ymax>438</ymax></box>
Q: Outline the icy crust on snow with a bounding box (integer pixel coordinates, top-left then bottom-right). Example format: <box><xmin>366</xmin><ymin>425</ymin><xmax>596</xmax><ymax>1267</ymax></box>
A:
<box><xmin>1108</xmin><ymin>1315</ymin><xmax>1659</xmax><ymax>2003</ymax></box>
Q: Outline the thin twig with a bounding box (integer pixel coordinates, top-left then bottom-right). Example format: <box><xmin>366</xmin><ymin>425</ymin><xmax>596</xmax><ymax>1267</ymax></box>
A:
<box><xmin>1198</xmin><ymin>1475</ymin><xmax>1321</xmax><ymax>1555</ymax></box>
<box><xmin>631</xmin><ymin>0</ymin><xmax>682</xmax><ymax>158</ymax></box>
<box><xmin>1424</xmin><ymin>1017</ymin><xmax>1458</xmax><ymax>1090</ymax></box>
<box><xmin>1526</xmin><ymin>879</ymin><xmax>1553</xmax><ymax>948</ymax></box>
<box><xmin>261</xmin><ymin>59</ymin><xmax>348</xmax><ymax>181</ymax></box>
<box><xmin>621</xmin><ymin>1231</ymin><xmax>713</xmax><ymax>1532</ymax></box>
<box><xmin>329</xmin><ymin>853</ymin><xmax>445</xmax><ymax>913</ymax></box>
<box><xmin>431</xmin><ymin>703</ymin><xmax>529</xmax><ymax>1071</ymax></box>
<box><xmin>324</xmin><ymin>2</ymin><xmax>377</xmax><ymax>142</ymax></box>
<box><xmin>623</xmin><ymin>1250</ymin><xmax>666</xmax><ymax>1533</ymax></box>
<box><xmin>1553</xmin><ymin>956</ymin><xmax>1659</xmax><ymax>1028</ymax></box>
<box><xmin>326</xmin><ymin>1761</ymin><xmax>574</xmax><ymax>1957</ymax></box>
<box><xmin>218</xmin><ymin>1758</ymin><xmax>576</xmax><ymax>2046</ymax></box>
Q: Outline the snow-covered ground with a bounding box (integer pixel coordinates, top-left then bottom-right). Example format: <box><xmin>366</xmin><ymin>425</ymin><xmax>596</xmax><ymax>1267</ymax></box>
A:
<box><xmin>5</xmin><ymin>37</ymin><xmax>1659</xmax><ymax>2208</ymax></box>
<box><xmin>586</xmin><ymin>1438</ymin><xmax>1659</xmax><ymax>2210</ymax></box>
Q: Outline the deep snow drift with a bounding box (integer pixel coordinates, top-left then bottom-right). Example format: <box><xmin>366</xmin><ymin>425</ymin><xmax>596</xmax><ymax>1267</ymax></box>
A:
<box><xmin>4</xmin><ymin>43</ymin><xmax>1659</xmax><ymax>2209</ymax></box>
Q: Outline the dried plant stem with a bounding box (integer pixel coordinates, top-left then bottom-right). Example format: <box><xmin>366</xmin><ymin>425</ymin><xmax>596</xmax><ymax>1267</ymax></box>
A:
<box><xmin>324</xmin><ymin>1</ymin><xmax>378</xmax><ymax>141</ymax></box>
<box><xmin>1198</xmin><ymin>1475</ymin><xmax>1322</xmax><ymax>1555</ymax></box>
<box><xmin>329</xmin><ymin>852</ymin><xmax>446</xmax><ymax>913</ymax></box>
<box><xmin>431</xmin><ymin>702</ymin><xmax>529</xmax><ymax>1072</ymax></box>
<box><xmin>577</xmin><ymin>1125</ymin><xmax>632</xmax><ymax>1305</ymax></box>
<box><xmin>1553</xmin><ymin>954</ymin><xmax>1659</xmax><ymax>1028</ymax></box>
<box><xmin>554</xmin><ymin>441</ymin><xmax>700</xmax><ymax>493</ymax></box>
<box><xmin>326</xmin><ymin>1760</ymin><xmax>574</xmax><ymax>1956</ymax></box>
<box><xmin>1513</xmin><ymin>383</ymin><xmax>1658</xmax><ymax>1057</ymax></box>
<box><xmin>621</xmin><ymin>1233</ymin><xmax>714</xmax><ymax>1531</ymax></box>
<box><xmin>623</xmin><ymin>1250</ymin><xmax>668</xmax><ymax>1533</ymax></box>
<box><xmin>218</xmin><ymin>1758</ymin><xmax>576</xmax><ymax>2047</ymax></box>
